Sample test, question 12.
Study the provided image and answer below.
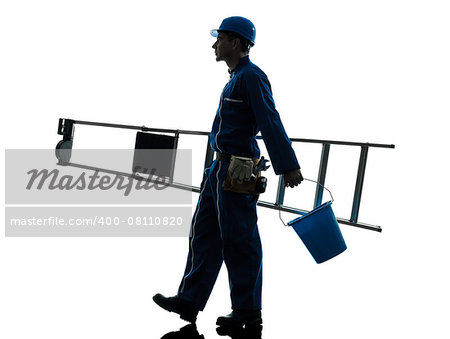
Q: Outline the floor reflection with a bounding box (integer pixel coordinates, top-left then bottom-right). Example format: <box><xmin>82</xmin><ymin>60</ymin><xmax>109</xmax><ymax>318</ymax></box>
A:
<box><xmin>160</xmin><ymin>323</ymin><xmax>205</xmax><ymax>338</ymax></box>
<box><xmin>216</xmin><ymin>324</ymin><xmax>263</xmax><ymax>339</ymax></box>
<box><xmin>159</xmin><ymin>323</ymin><xmax>263</xmax><ymax>339</ymax></box>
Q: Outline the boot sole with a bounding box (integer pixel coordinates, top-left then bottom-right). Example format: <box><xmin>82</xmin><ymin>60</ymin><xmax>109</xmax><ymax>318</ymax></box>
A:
<box><xmin>217</xmin><ymin>324</ymin><xmax>262</xmax><ymax>337</ymax></box>
<box><xmin>216</xmin><ymin>317</ymin><xmax>262</xmax><ymax>327</ymax></box>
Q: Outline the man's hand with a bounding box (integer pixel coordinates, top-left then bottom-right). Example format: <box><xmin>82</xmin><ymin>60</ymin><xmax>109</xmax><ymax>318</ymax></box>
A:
<box><xmin>283</xmin><ymin>168</ymin><xmax>304</xmax><ymax>188</ymax></box>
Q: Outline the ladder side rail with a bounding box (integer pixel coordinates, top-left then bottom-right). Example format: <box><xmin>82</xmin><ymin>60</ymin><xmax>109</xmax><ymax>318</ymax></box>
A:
<box><xmin>314</xmin><ymin>143</ymin><xmax>330</xmax><ymax>208</ymax></box>
<box><xmin>350</xmin><ymin>146</ymin><xmax>369</xmax><ymax>223</ymax></box>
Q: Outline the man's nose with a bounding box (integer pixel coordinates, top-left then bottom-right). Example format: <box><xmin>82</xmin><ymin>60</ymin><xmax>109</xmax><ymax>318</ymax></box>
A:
<box><xmin>212</xmin><ymin>41</ymin><xmax>217</xmax><ymax>49</ymax></box>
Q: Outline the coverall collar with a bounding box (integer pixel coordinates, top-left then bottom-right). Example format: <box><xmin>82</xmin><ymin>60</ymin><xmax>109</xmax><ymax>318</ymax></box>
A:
<box><xmin>228</xmin><ymin>55</ymin><xmax>250</xmax><ymax>75</ymax></box>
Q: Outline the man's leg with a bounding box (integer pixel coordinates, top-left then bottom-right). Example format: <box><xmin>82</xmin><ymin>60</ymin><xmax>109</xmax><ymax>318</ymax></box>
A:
<box><xmin>220</xmin><ymin>190</ymin><xmax>262</xmax><ymax>311</ymax></box>
<box><xmin>213</xmin><ymin>162</ymin><xmax>263</xmax><ymax>311</ymax></box>
<box><xmin>177</xmin><ymin>162</ymin><xmax>224</xmax><ymax>311</ymax></box>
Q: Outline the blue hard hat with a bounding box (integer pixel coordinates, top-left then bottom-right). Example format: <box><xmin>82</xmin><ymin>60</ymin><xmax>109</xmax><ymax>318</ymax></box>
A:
<box><xmin>210</xmin><ymin>16</ymin><xmax>256</xmax><ymax>45</ymax></box>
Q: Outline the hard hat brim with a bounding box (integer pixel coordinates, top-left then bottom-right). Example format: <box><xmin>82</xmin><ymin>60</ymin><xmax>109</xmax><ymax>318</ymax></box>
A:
<box><xmin>210</xmin><ymin>28</ymin><xmax>255</xmax><ymax>46</ymax></box>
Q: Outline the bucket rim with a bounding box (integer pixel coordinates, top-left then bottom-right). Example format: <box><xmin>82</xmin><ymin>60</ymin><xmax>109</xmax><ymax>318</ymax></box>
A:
<box><xmin>287</xmin><ymin>200</ymin><xmax>333</xmax><ymax>226</ymax></box>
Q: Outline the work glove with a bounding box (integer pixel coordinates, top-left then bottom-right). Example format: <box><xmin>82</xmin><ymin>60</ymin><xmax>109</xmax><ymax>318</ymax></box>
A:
<box><xmin>283</xmin><ymin>168</ymin><xmax>304</xmax><ymax>188</ymax></box>
<box><xmin>228</xmin><ymin>156</ymin><xmax>254</xmax><ymax>184</ymax></box>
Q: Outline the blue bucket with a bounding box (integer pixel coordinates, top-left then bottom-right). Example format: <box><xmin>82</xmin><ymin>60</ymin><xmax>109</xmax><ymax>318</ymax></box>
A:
<box><xmin>288</xmin><ymin>201</ymin><xmax>347</xmax><ymax>264</ymax></box>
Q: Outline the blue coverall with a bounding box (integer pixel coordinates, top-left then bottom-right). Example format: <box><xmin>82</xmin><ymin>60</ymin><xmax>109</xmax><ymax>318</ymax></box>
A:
<box><xmin>177</xmin><ymin>55</ymin><xmax>300</xmax><ymax>311</ymax></box>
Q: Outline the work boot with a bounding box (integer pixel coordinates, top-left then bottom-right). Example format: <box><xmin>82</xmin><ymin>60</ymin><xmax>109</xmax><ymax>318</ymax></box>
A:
<box><xmin>216</xmin><ymin>310</ymin><xmax>262</xmax><ymax>327</ymax></box>
<box><xmin>153</xmin><ymin>293</ymin><xmax>198</xmax><ymax>323</ymax></box>
<box><xmin>161</xmin><ymin>323</ymin><xmax>204</xmax><ymax>339</ymax></box>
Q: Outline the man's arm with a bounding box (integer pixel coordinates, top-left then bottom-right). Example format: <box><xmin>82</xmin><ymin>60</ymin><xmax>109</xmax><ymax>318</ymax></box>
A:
<box><xmin>244</xmin><ymin>72</ymin><xmax>303</xmax><ymax>186</ymax></box>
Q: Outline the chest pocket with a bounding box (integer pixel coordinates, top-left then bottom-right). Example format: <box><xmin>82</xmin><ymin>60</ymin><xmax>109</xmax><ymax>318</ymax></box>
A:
<box><xmin>224</xmin><ymin>97</ymin><xmax>244</xmax><ymax>104</ymax></box>
<box><xmin>222</xmin><ymin>96</ymin><xmax>254</xmax><ymax>127</ymax></box>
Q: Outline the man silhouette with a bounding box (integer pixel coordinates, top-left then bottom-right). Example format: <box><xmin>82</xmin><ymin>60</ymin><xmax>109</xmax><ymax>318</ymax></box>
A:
<box><xmin>154</xmin><ymin>16</ymin><xmax>303</xmax><ymax>328</ymax></box>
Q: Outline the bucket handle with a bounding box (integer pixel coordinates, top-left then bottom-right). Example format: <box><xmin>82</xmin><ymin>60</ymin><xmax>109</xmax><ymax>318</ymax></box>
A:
<box><xmin>278</xmin><ymin>178</ymin><xmax>334</xmax><ymax>226</ymax></box>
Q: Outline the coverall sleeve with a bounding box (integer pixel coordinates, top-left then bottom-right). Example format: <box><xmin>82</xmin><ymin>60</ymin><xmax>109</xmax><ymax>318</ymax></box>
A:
<box><xmin>244</xmin><ymin>72</ymin><xmax>300</xmax><ymax>175</ymax></box>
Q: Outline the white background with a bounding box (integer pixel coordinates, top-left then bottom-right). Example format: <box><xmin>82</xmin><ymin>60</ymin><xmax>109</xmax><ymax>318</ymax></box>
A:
<box><xmin>1</xmin><ymin>0</ymin><xmax>449</xmax><ymax>338</ymax></box>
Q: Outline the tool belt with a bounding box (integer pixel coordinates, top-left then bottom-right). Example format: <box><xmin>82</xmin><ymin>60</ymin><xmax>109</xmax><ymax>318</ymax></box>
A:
<box><xmin>216</xmin><ymin>152</ymin><xmax>269</xmax><ymax>195</ymax></box>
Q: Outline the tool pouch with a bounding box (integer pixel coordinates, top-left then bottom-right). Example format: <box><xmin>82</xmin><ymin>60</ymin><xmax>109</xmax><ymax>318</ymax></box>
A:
<box><xmin>223</xmin><ymin>158</ymin><xmax>267</xmax><ymax>194</ymax></box>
